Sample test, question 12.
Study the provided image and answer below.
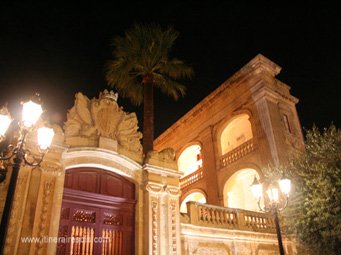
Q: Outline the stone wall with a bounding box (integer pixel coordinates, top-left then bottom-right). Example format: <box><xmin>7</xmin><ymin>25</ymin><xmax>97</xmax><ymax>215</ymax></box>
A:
<box><xmin>181</xmin><ymin>224</ymin><xmax>296</xmax><ymax>255</ymax></box>
<box><xmin>180</xmin><ymin>202</ymin><xmax>297</xmax><ymax>255</ymax></box>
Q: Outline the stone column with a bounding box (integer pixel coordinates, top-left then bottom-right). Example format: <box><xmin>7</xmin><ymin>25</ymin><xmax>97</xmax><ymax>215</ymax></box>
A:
<box><xmin>143</xmin><ymin>162</ymin><xmax>182</xmax><ymax>255</ymax></box>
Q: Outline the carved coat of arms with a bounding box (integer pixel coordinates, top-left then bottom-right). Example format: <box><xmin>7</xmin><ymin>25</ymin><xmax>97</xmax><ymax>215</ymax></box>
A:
<box><xmin>64</xmin><ymin>90</ymin><xmax>142</xmax><ymax>153</ymax></box>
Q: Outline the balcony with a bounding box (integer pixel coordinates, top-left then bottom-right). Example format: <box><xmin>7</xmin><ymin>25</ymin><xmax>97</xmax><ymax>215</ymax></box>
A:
<box><xmin>179</xmin><ymin>202</ymin><xmax>298</xmax><ymax>255</ymax></box>
<box><xmin>220</xmin><ymin>138</ymin><xmax>255</xmax><ymax>168</ymax></box>
<box><xmin>180</xmin><ymin>168</ymin><xmax>204</xmax><ymax>189</ymax></box>
<box><xmin>182</xmin><ymin>201</ymin><xmax>275</xmax><ymax>233</ymax></box>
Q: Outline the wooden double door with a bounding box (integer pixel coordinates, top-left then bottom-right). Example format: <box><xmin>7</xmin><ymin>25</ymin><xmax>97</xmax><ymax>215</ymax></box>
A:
<box><xmin>57</xmin><ymin>168</ymin><xmax>136</xmax><ymax>255</ymax></box>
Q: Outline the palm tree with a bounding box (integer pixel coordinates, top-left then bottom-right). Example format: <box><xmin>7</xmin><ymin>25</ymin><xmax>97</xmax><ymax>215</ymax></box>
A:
<box><xmin>106</xmin><ymin>24</ymin><xmax>193</xmax><ymax>154</ymax></box>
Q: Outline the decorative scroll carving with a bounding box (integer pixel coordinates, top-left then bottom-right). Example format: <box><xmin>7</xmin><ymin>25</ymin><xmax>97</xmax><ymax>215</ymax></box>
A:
<box><xmin>36</xmin><ymin>180</ymin><xmax>55</xmax><ymax>253</ymax></box>
<box><xmin>73</xmin><ymin>209</ymin><xmax>96</xmax><ymax>223</ymax></box>
<box><xmin>103</xmin><ymin>213</ymin><xmax>123</xmax><ymax>226</ymax></box>
<box><xmin>169</xmin><ymin>200</ymin><xmax>178</xmax><ymax>255</ymax></box>
<box><xmin>65</xmin><ymin>90</ymin><xmax>142</xmax><ymax>153</ymax></box>
<box><xmin>151</xmin><ymin>199</ymin><xmax>159</xmax><ymax>255</ymax></box>
<box><xmin>165</xmin><ymin>187</ymin><xmax>181</xmax><ymax>196</ymax></box>
<box><xmin>146</xmin><ymin>183</ymin><xmax>163</xmax><ymax>194</ymax></box>
<box><xmin>40</xmin><ymin>164</ymin><xmax>64</xmax><ymax>177</ymax></box>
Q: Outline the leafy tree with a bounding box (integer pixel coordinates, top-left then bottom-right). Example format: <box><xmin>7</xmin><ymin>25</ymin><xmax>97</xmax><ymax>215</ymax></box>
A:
<box><xmin>264</xmin><ymin>125</ymin><xmax>341</xmax><ymax>255</ymax></box>
<box><xmin>106</xmin><ymin>24</ymin><xmax>193</xmax><ymax>154</ymax></box>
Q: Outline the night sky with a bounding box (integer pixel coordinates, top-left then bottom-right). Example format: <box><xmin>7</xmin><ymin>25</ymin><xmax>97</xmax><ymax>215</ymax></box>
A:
<box><xmin>0</xmin><ymin>1</ymin><xmax>340</xmax><ymax>137</ymax></box>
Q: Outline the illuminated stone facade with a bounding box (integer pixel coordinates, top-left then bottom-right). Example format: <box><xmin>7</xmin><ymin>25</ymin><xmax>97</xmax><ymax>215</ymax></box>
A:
<box><xmin>0</xmin><ymin>55</ymin><xmax>304</xmax><ymax>254</ymax></box>
<box><xmin>155</xmin><ymin>54</ymin><xmax>304</xmax><ymax>208</ymax></box>
<box><xmin>155</xmin><ymin>54</ymin><xmax>304</xmax><ymax>254</ymax></box>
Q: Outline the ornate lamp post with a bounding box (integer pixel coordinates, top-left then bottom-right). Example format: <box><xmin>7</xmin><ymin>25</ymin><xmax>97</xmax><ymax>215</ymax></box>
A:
<box><xmin>0</xmin><ymin>100</ymin><xmax>55</xmax><ymax>252</ymax></box>
<box><xmin>251</xmin><ymin>175</ymin><xmax>291</xmax><ymax>255</ymax></box>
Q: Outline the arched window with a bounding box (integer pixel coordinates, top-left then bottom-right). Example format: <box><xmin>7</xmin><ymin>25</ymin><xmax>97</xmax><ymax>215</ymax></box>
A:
<box><xmin>180</xmin><ymin>192</ymin><xmax>206</xmax><ymax>213</ymax></box>
<box><xmin>220</xmin><ymin>114</ymin><xmax>253</xmax><ymax>155</ymax></box>
<box><xmin>178</xmin><ymin>144</ymin><xmax>202</xmax><ymax>176</ymax></box>
<box><xmin>223</xmin><ymin>168</ymin><xmax>259</xmax><ymax>211</ymax></box>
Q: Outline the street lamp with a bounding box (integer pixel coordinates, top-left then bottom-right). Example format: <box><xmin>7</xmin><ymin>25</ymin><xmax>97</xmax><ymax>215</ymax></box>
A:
<box><xmin>0</xmin><ymin>100</ymin><xmax>55</xmax><ymax>252</ymax></box>
<box><xmin>251</xmin><ymin>175</ymin><xmax>291</xmax><ymax>255</ymax></box>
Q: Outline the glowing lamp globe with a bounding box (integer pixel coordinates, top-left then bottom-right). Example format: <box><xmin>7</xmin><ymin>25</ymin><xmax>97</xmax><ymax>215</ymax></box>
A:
<box><xmin>22</xmin><ymin>101</ymin><xmax>43</xmax><ymax>128</ymax></box>
<box><xmin>251</xmin><ymin>176</ymin><xmax>263</xmax><ymax>200</ymax></box>
<box><xmin>0</xmin><ymin>114</ymin><xmax>12</xmax><ymax>137</ymax></box>
<box><xmin>278</xmin><ymin>177</ymin><xmax>291</xmax><ymax>196</ymax></box>
<box><xmin>267</xmin><ymin>187</ymin><xmax>279</xmax><ymax>203</ymax></box>
<box><xmin>37</xmin><ymin>127</ymin><xmax>54</xmax><ymax>150</ymax></box>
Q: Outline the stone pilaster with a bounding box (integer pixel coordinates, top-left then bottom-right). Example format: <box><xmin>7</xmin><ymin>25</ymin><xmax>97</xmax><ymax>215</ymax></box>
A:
<box><xmin>28</xmin><ymin>166</ymin><xmax>64</xmax><ymax>255</ymax></box>
<box><xmin>199</xmin><ymin>126</ymin><xmax>219</xmax><ymax>205</ymax></box>
<box><xmin>252</xmin><ymin>87</ymin><xmax>280</xmax><ymax>166</ymax></box>
<box><xmin>143</xmin><ymin>164</ymin><xmax>182</xmax><ymax>255</ymax></box>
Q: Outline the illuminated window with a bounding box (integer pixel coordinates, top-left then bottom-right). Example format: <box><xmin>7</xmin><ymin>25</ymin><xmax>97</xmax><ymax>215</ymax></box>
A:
<box><xmin>178</xmin><ymin>145</ymin><xmax>203</xmax><ymax>176</ymax></box>
<box><xmin>220</xmin><ymin>114</ymin><xmax>253</xmax><ymax>155</ymax></box>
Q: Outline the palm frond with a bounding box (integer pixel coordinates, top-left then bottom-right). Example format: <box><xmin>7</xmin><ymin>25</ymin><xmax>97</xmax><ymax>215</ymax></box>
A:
<box><xmin>153</xmin><ymin>74</ymin><xmax>186</xmax><ymax>100</ymax></box>
<box><xmin>157</xmin><ymin>58</ymin><xmax>194</xmax><ymax>79</ymax></box>
<box><xmin>106</xmin><ymin>23</ymin><xmax>193</xmax><ymax>104</ymax></box>
<box><xmin>114</xmin><ymin>75</ymin><xmax>143</xmax><ymax>106</ymax></box>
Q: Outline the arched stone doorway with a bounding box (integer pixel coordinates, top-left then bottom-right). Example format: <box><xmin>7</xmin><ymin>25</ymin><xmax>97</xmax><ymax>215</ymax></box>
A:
<box><xmin>57</xmin><ymin>167</ymin><xmax>136</xmax><ymax>255</ymax></box>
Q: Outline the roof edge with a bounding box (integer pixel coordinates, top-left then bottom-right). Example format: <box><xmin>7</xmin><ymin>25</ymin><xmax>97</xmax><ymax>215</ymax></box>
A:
<box><xmin>154</xmin><ymin>54</ymin><xmax>282</xmax><ymax>146</ymax></box>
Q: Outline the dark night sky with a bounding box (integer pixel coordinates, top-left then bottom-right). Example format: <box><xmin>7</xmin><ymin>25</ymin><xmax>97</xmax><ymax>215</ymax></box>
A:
<box><xmin>0</xmin><ymin>1</ymin><xmax>340</xmax><ymax>137</ymax></box>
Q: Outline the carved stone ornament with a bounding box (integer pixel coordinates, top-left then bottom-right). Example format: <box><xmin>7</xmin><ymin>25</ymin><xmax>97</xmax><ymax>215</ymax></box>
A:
<box><xmin>165</xmin><ymin>187</ymin><xmax>181</xmax><ymax>196</ymax></box>
<box><xmin>145</xmin><ymin>148</ymin><xmax>177</xmax><ymax>169</ymax></box>
<box><xmin>146</xmin><ymin>183</ymin><xmax>163</xmax><ymax>194</ymax></box>
<box><xmin>64</xmin><ymin>90</ymin><xmax>142</xmax><ymax>153</ymax></box>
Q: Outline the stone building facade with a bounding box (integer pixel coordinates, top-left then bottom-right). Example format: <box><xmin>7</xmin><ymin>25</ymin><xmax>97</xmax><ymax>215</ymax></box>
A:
<box><xmin>154</xmin><ymin>54</ymin><xmax>304</xmax><ymax>254</ymax></box>
<box><xmin>155</xmin><ymin>54</ymin><xmax>304</xmax><ymax>209</ymax></box>
<box><xmin>0</xmin><ymin>54</ymin><xmax>303</xmax><ymax>255</ymax></box>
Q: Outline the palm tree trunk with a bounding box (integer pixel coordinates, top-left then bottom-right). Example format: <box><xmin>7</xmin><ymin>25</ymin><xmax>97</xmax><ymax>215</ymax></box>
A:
<box><xmin>143</xmin><ymin>79</ymin><xmax>154</xmax><ymax>154</ymax></box>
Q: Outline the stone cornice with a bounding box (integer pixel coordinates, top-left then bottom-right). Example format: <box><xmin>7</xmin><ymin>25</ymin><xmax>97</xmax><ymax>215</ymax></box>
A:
<box><xmin>143</xmin><ymin>164</ymin><xmax>183</xmax><ymax>178</ymax></box>
<box><xmin>251</xmin><ymin>81</ymin><xmax>299</xmax><ymax>105</ymax></box>
<box><xmin>154</xmin><ymin>54</ymin><xmax>283</xmax><ymax>146</ymax></box>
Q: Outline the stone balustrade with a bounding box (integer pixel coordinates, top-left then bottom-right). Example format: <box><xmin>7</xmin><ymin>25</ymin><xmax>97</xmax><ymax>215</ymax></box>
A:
<box><xmin>220</xmin><ymin>138</ymin><xmax>255</xmax><ymax>167</ymax></box>
<box><xmin>184</xmin><ymin>201</ymin><xmax>276</xmax><ymax>233</ymax></box>
<box><xmin>180</xmin><ymin>168</ymin><xmax>204</xmax><ymax>188</ymax></box>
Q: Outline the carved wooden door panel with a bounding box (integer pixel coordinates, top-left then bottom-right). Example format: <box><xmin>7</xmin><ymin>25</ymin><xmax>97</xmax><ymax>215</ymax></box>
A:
<box><xmin>57</xmin><ymin>168</ymin><xmax>135</xmax><ymax>255</ymax></box>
